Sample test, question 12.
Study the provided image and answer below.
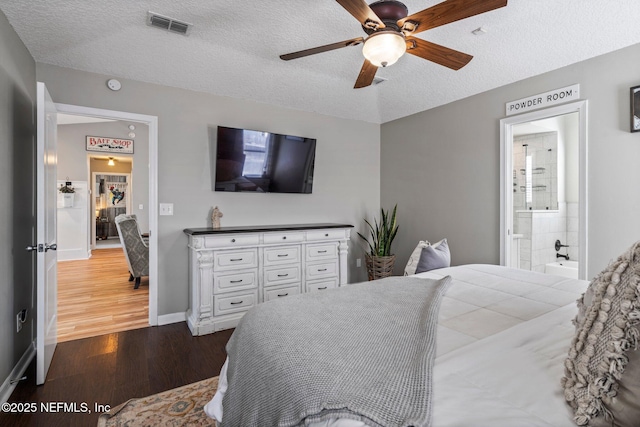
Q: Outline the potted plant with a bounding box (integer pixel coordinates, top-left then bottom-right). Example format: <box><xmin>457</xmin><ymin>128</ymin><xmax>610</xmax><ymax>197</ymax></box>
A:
<box><xmin>59</xmin><ymin>182</ymin><xmax>75</xmax><ymax>208</ymax></box>
<box><xmin>357</xmin><ymin>204</ymin><xmax>399</xmax><ymax>280</ymax></box>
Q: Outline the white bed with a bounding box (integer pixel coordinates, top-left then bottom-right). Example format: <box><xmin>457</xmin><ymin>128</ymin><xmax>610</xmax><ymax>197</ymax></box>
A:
<box><xmin>206</xmin><ymin>264</ymin><xmax>589</xmax><ymax>426</ymax></box>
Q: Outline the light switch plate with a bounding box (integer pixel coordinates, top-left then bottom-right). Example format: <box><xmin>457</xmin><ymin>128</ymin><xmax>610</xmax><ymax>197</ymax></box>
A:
<box><xmin>159</xmin><ymin>203</ymin><xmax>174</xmax><ymax>216</ymax></box>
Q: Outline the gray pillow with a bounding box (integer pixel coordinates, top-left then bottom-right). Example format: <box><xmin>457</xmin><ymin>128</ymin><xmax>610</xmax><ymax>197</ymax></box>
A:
<box><xmin>415</xmin><ymin>239</ymin><xmax>450</xmax><ymax>273</ymax></box>
<box><xmin>562</xmin><ymin>240</ymin><xmax>640</xmax><ymax>426</ymax></box>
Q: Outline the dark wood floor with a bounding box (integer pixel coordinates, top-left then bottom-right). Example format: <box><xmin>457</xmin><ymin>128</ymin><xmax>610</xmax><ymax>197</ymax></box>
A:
<box><xmin>1</xmin><ymin>323</ymin><xmax>233</xmax><ymax>427</ymax></box>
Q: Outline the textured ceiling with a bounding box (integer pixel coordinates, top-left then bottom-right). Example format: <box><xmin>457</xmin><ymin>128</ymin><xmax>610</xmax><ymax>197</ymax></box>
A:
<box><xmin>2</xmin><ymin>0</ymin><xmax>640</xmax><ymax>124</ymax></box>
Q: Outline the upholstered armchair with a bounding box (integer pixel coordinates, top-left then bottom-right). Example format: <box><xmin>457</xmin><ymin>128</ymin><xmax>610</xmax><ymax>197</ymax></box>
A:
<box><xmin>114</xmin><ymin>214</ymin><xmax>149</xmax><ymax>289</ymax></box>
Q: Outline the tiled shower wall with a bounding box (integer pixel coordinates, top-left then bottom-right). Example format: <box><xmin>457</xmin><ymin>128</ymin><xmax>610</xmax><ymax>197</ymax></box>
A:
<box><xmin>516</xmin><ymin>202</ymin><xmax>569</xmax><ymax>272</ymax></box>
<box><xmin>566</xmin><ymin>202</ymin><xmax>579</xmax><ymax>261</ymax></box>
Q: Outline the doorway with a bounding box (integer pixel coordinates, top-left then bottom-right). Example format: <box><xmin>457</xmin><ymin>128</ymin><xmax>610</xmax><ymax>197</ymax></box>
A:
<box><xmin>55</xmin><ymin>115</ymin><xmax>151</xmax><ymax>341</ymax></box>
<box><xmin>500</xmin><ymin>100</ymin><xmax>588</xmax><ymax>280</ymax></box>
<box><xmin>54</xmin><ymin>103</ymin><xmax>159</xmax><ymax>327</ymax></box>
<box><xmin>91</xmin><ymin>169</ymin><xmax>132</xmax><ymax>249</ymax></box>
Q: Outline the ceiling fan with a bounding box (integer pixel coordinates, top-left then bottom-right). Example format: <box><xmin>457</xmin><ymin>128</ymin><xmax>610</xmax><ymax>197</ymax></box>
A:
<box><xmin>280</xmin><ymin>0</ymin><xmax>508</xmax><ymax>88</ymax></box>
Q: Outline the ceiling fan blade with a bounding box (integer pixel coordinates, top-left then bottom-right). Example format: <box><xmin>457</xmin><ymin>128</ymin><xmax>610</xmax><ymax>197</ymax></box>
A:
<box><xmin>354</xmin><ymin>59</ymin><xmax>378</xmax><ymax>89</ymax></box>
<box><xmin>405</xmin><ymin>37</ymin><xmax>472</xmax><ymax>70</ymax></box>
<box><xmin>399</xmin><ymin>0</ymin><xmax>507</xmax><ymax>35</ymax></box>
<box><xmin>280</xmin><ymin>37</ymin><xmax>365</xmax><ymax>61</ymax></box>
<box><xmin>336</xmin><ymin>0</ymin><xmax>385</xmax><ymax>29</ymax></box>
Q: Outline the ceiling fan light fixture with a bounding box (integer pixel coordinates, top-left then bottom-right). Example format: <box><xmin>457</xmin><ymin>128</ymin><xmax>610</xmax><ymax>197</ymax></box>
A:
<box><xmin>362</xmin><ymin>31</ymin><xmax>406</xmax><ymax>67</ymax></box>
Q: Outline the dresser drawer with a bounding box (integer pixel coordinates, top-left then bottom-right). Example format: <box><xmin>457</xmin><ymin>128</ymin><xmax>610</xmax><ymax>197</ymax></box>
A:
<box><xmin>306</xmin><ymin>243</ymin><xmax>337</xmax><ymax>261</ymax></box>
<box><xmin>306</xmin><ymin>229</ymin><xmax>347</xmax><ymax>242</ymax></box>
<box><xmin>306</xmin><ymin>278</ymin><xmax>338</xmax><ymax>292</ymax></box>
<box><xmin>214</xmin><ymin>290</ymin><xmax>257</xmax><ymax>316</ymax></box>
<box><xmin>263</xmin><ymin>232</ymin><xmax>304</xmax><ymax>244</ymax></box>
<box><xmin>306</xmin><ymin>261</ymin><xmax>338</xmax><ymax>280</ymax></box>
<box><xmin>205</xmin><ymin>234</ymin><xmax>260</xmax><ymax>248</ymax></box>
<box><xmin>264</xmin><ymin>246</ymin><xmax>301</xmax><ymax>266</ymax></box>
<box><xmin>214</xmin><ymin>270</ymin><xmax>257</xmax><ymax>294</ymax></box>
<box><xmin>214</xmin><ymin>249</ymin><xmax>257</xmax><ymax>270</ymax></box>
<box><xmin>264</xmin><ymin>284</ymin><xmax>301</xmax><ymax>302</ymax></box>
<box><xmin>264</xmin><ymin>265</ymin><xmax>301</xmax><ymax>287</ymax></box>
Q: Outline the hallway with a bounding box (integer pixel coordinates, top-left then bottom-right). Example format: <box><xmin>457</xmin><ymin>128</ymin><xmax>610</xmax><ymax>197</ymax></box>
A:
<box><xmin>57</xmin><ymin>248</ymin><xmax>149</xmax><ymax>342</ymax></box>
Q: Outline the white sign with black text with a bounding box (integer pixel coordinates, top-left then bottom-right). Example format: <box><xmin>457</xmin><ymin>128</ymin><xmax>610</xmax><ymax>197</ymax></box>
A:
<box><xmin>506</xmin><ymin>84</ymin><xmax>580</xmax><ymax>116</ymax></box>
<box><xmin>86</xmin><ymin>136</ymin><xmax>134</xmax><ymax>154</ymax></box>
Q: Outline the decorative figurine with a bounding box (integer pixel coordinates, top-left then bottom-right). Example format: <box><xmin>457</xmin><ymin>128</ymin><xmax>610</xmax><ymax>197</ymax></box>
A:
<box><xmin>211</xmin><ymin>206</ymin><xmax>223</xmax><ymax>229</ymax></box>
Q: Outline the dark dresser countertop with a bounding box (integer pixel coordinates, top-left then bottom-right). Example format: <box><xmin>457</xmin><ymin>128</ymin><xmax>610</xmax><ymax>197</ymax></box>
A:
<box><xmin>184</xmin><ymin>223</ymin><xmax>354</xmax><ymax>235</ymax></box>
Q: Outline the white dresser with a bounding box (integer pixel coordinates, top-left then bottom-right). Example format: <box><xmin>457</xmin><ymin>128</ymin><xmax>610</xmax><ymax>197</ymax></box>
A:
<box><xmin>184</xmin><ymin>223</ymin><xmax>352</xmax><ymax>335</ymax></box>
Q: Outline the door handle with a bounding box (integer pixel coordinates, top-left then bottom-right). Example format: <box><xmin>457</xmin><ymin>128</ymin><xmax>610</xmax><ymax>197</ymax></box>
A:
<box><xmin>26</xmin><ymin>243</ymin><xmax>56</xmax><ymax>252</ymax></box>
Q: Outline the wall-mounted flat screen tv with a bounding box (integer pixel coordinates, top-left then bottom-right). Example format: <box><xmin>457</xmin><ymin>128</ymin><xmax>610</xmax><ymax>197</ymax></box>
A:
<box><xmin>213</xmin><ymin>126</ymin><xmax>316</xmax><ymax>193</ymax></box>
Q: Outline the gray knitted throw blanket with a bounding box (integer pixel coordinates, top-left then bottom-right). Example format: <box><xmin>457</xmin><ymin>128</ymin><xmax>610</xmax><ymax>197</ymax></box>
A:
<box><xmin>220</xmin><ymin>275</ymin><xmax>452</xmax><ymax>427</ymax></box>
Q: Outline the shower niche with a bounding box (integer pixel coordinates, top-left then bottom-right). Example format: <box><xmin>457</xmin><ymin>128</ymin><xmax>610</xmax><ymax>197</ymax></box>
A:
<box><xmin>512</xmin><ymin>131</ymin><xmax>558</xmax><ymax>211</ymax></box>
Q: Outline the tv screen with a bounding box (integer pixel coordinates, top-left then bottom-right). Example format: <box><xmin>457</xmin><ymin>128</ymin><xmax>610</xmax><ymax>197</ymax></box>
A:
<box><xmin>213</xmin><ymin>126</ymin><xmax>316</xmax><ymax>193</ymax></box>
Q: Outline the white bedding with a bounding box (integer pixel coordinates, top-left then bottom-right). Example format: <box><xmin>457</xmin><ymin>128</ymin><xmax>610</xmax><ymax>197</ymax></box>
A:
<box><xmin>206</xmin><ymin>264</ymin><xmax>589</xmax><ymax>426</ymax></box>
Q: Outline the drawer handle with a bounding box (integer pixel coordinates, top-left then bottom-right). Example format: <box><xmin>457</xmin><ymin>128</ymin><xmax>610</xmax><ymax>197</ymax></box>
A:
<box><xmin>230</xmin><ymin>258</ymin><xmax>243</xmax><ymax>262</ymax></box>
<box><xmin>277</xmin><ymin>254</ymin><xmax>289</xmax><ymax>257</ymax></box>
<box><xmin>277</xmin><ymin>273</ymin><xmax>289</xmax><ymax>277</ymax></box>
<box><xmin>231</xmin><ymin>239</ymin><xmax>236</xmax><ymax>243</ymax></box>
<box><xmin>282</xmin><ymin>236</ymin><xmax>287</xmax><ymax>240</ymax></box>
<box><xmin>318</xmin><ymin>286</ymin><xmax>327</xmax><ymax>290</ymax></box>
<box><xmin>317</xmin><ymin>250</ymin><xmax>327</xmax><ymax>253</ymax></box>
<box><xmin>277</xmin><ymin>293</ymin><xmax>289</xmax><ymax>297</ymax></box>
<box><xmin>230</xmin><ymin>300</ymin><xmax>244</xmax><ymax>305</ymax></box>
<box><xmin>230</xmin><ymin>279</ymin><xmax>243</xmax><ymax>283</ymax></box>
<box><xmin>325</xmin><ymin>233</ymin><xmax>329</xmax><ymax>237</ymax></box>
<box><xmin>318</xmin><ymin>268</ymin><xmax>328</xmax><ymax>272</ymax></box>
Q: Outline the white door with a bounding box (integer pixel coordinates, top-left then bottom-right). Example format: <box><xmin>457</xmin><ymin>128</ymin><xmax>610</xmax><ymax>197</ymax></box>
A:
<box><xmin>36</xmin><ymin>82</ymin><xmax>58</xmax><ymax>385</ymax></box>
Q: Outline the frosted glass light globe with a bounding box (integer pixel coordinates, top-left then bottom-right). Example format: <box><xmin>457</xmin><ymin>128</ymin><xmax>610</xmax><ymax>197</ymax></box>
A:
<box><xmin>362</xmin><ymin>32</ymin><xmax>406</xmax><ymax>67</ymax></box>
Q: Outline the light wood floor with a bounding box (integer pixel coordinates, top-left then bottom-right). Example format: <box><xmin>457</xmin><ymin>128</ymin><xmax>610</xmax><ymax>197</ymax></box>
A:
<box><xmin>57</xmin><ymin>248</ymin><xmax>149</xmax><ymax>342</ymax></box>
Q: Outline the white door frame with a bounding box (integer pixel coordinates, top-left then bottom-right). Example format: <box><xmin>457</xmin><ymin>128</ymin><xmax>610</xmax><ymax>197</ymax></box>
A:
<box><xmin>55</xmin><ymin>103</ymin><xmax>159</xmax><ymax>325</ymax></box>
<box><xmin>500</xmin><ymin>100</ymin><xmax>589</xmax><ymax>280</ymax></box>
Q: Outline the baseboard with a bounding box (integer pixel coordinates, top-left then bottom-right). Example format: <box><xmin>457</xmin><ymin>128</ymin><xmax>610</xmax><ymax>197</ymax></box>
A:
<box><xmin>0</xmin><ymin>341</ymin><xmax>35</xmax><ymax>404</ymax></box>
<box><xmin>57</xmin><ymin>248</ymin><xmax>90</xmax><ymax>262</ymax></box>
<box><xmin>157</xmin><ymin>312</ymin><xmax>186</xmax><ymax>326</ymax></box>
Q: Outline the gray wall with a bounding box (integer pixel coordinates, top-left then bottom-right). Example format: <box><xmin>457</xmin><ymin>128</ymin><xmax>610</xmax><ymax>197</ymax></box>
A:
<box><xmin>381</xmin><ymin>42</ymin><xmax>640</xmax><ymax>279</ymax></box>
<box><xmin>58</xmin><ymin>121</ymin><xmax>150</xmax><ymax>233</ymax></box>
<box><xmin>37</xmin><ymin>63</ymin><xmax>380</xmax><ymax>315</ymax></box>
<box><xmin>0</xmin><ymin>10</ymin><xmax>36</xmax><ymax>394</ymax></box>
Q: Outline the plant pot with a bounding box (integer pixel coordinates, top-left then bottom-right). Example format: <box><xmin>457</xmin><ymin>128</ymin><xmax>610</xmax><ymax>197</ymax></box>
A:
<box><xmin>62</xmin><ymin>193</ymin><xmax>74</xmax><ymax>208</ymax></box>
<box><xmin>365</xmin><ymin>254</ymin><xmax>396</xmax><ymax>281</ymax></box>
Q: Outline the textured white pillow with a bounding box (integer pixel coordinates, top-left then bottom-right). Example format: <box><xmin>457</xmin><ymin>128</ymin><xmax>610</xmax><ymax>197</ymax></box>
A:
<box><xmin>404</xmin><ymin>240</ymin><xmax>430</xmax><ymax>276</ymax></box>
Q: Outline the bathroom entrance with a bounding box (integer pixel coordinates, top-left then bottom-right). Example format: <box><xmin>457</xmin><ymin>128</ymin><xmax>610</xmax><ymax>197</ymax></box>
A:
<box><xmin>500</xmin><ymin>101</ymin><xmax>588</xmax><ymax>280</ymax></box>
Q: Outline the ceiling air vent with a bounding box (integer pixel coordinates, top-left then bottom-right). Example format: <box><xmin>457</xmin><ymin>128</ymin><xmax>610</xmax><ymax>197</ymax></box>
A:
<box><xmin>373</xmin><ymin>76</ymin><xmax>388</xmax><ymax>85</ymax></box>
<box><xmin>147</xmin><ymin>12</ymin><xmax>192</xmax><ymax>36</ymax></box>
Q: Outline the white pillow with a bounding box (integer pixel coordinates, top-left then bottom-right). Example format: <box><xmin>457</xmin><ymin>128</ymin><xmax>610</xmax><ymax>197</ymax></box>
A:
<box><xmin>404</xmin><ymin>240</ymin><xmax>430</xmax><ymax>276</ymax></box>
